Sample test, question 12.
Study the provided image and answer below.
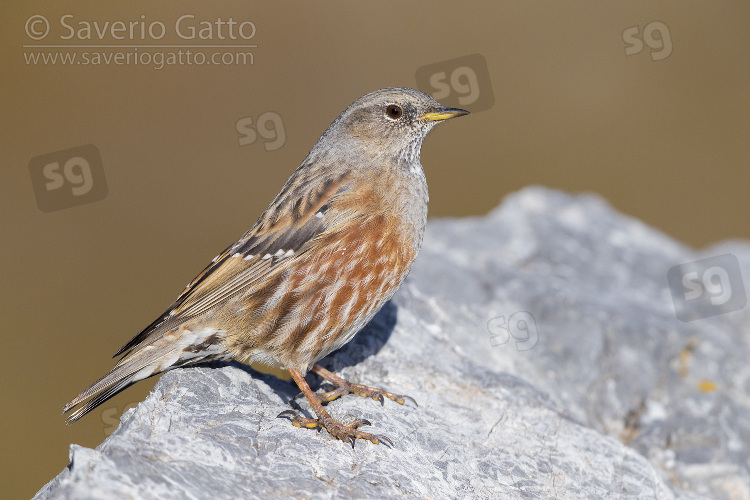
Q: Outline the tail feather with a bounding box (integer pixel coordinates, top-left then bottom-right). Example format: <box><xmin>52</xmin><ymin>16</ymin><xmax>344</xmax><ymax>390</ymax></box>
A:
<box><xmin>63</xmin><ymin>375</ymin><xmax>137</xmax><ymax>423</ymax></box>
<box><xmin>62</xmin><ymin>351</ymin><xmax>170</xmax><ymax>424</ymax></box>
<box><xmin>63</xmin><ymin>347</ymin><xmax>169</xmax><ymax>412</ymax></box>
<box><xmin>63</xmin><ymin>327</ymin><xmax>227</xmax><ymax>423</ymax></box>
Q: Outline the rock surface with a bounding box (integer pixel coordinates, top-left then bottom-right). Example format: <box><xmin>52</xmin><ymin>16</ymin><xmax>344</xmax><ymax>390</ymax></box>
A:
<box><xmin>35</xmin><ymin>187</ymin><xmax>750</xmax><ymax>500</ymax></box>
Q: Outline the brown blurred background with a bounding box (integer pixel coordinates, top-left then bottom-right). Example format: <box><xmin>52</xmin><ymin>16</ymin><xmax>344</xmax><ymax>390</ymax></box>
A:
<box><xmin>2</xmin><ymin>1</ymin><xmax>749</xmax><ymax>497</ymax></box>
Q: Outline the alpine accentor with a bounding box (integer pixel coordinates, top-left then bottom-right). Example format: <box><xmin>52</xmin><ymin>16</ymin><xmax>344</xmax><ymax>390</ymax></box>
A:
<box><xmin>63</xmin><ymin>87</ymin><xmax>468</xmax><ymax>446</ymax></box>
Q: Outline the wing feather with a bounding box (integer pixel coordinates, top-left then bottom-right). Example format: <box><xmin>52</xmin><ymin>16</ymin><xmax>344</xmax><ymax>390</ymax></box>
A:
<box><xmin>113</xmin><ymin>171</ymin><xmax>352</xmax><ymax>360</ymax></box>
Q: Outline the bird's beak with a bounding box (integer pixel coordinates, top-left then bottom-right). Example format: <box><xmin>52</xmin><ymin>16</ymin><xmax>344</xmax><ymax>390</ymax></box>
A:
<box><xmin>419</xmin><ymin>106</ymin><xmax>470</xmax><ymax>122</ymax></box>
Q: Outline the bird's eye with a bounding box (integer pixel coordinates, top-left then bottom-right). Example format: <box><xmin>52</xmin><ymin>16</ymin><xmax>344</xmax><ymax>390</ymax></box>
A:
<box><xmin>385</xmin><ymin>105</ymin><xmax>403</xmax><ymax>119</ymax></box>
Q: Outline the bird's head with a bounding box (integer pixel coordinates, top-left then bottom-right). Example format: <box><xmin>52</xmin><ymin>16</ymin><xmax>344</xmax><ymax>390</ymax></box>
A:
<box><xmin>313</xmin><ymin>87</ymin><xmax>469</xmax><ymax>170</ymax></box>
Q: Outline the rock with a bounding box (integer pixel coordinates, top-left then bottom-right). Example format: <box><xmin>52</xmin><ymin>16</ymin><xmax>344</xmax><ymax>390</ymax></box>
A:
<box><xmin>34</xmin><ymin>187</ymin><xmax>750</xmax><ymax>500</ymax></box>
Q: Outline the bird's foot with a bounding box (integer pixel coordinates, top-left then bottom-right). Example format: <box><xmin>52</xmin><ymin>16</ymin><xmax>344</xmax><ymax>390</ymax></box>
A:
<box><xmin>305</xmin><ymin>363</ymin><xmax>417</xmax><ymax>406</ymax></box>
<box><xmin>277</xmin><ymin>409</ymin><xmax>392</xmax><ymax>448</ymax></box>
<box><xmin>283</xmin><ymin>367</ymin><xmax>399</xmax><ymax>447</ymax></box>
<box><xmin>303</xmin><ymin>380</ymin><xmax>417</xmax><ymax>406</ymax></box>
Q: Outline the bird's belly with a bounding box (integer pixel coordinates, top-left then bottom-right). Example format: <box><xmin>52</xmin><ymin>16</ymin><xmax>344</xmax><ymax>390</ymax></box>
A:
<box><xmin>226</xmin><ymin>214</ymin><xmax>417</xmax><ymax>370</ymax></box>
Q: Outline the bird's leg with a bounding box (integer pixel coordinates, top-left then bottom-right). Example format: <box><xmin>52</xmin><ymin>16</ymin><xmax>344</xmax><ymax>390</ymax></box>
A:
<box><xmin>308</xmin><ymin>364</ymin><xmax>417</xmax><ymax>406</ymax></box>
<box><xmin>278</xmin><ymin>368</ymin><xmax>393</xmax><ymax>447</ymax></box>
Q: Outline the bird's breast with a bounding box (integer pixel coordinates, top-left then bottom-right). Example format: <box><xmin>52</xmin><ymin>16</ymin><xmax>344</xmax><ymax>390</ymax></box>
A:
<box><xmin>225</xmin><ymin>210</ymin><xmax>418</xmax><ymax>368</ymax></box>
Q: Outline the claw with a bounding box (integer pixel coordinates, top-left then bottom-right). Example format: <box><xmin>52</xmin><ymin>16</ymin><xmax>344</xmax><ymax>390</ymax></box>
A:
<box><xmin>399</xmin><ymin>395</ymin><xmax>418</xmax><ymax>407</ymax></box>
<box><xmin>377</xmin><ymin>435</ymin><xmax>394</xmax><ymax>447</ymax></box>
<box><xmin>276</xmin><ymin>410</ymin><xmax>322</xmax><ymax>429</ymax></box>
<box><xmin>277</xmin><ymin>409</ymin><xmax>298</xmax><ymax>420</ymax></box>
<box><xmin>346</xmin><ymin>418</ymin><xmax>371</xmax><ymax>429</ymax></box>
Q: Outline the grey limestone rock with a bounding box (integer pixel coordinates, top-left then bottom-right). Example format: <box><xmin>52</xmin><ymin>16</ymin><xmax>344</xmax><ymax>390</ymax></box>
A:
<box><xmin>35</xmin><ymin>187</ymin><xmax>750</xmax><ymax>499</ymax></box>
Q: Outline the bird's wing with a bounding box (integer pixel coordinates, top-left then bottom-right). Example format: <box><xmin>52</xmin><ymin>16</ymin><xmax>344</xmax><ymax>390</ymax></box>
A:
<box><xmin>113</xmin><ymin>170</ymin><xmax>354</xmax><ymax>360</ymax></box>
<box><xmin>62</xmin><ymin>171</ymin><xmax>360</xmax><ymax>421</ymax></box>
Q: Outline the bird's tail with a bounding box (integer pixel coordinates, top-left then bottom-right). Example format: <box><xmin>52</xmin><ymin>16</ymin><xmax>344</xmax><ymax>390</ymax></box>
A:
<box><xmin>62</xmin><ymin>327</ymin><xmax>227</xmax><ymax>423</ymax></box>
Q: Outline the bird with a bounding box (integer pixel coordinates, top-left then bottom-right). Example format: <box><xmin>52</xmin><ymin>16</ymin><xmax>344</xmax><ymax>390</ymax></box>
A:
<box><xmin>62</xmin><ymin>87</ymin><xmax>468</xmax><ymax>447</ymax></box>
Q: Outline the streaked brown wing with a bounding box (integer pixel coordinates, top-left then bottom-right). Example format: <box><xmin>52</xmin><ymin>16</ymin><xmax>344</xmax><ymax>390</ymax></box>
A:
<box><xmin>113</xmin><ymin>171</ymin><xmax>353</xmax><ymax>359</ymax></box>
